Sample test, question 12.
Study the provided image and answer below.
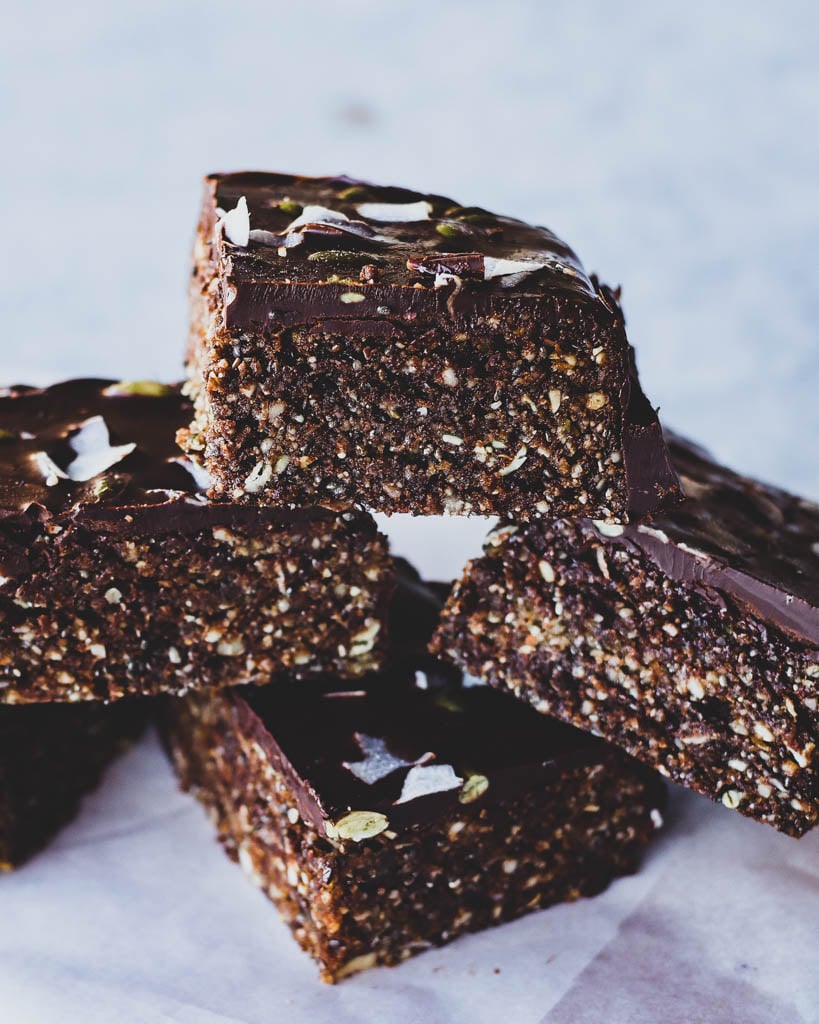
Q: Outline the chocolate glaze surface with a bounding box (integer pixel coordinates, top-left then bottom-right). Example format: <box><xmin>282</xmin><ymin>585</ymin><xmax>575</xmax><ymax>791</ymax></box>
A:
<box><xmin>0</xmin><ymin>379</ymin><xmax>376</xmax><ymax>577</ymax></box>
<box><xmin>232</xmin><ymin>562</ymin><xmax>656</xmax><ymax>835</ymax></box>
<box><xmin>207</xmin><ymin>171</ymin><xmax>600</xmax><ymax>323</ymax></box>
<box><xmin>595</xmin><ymin>434</ymin><xmax>819</xmax><ymax>645</ymax></box>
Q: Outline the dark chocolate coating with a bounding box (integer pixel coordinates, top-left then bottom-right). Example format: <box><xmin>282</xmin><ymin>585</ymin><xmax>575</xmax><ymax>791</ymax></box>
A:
<box><xmin>209</xmin><ymin>172</ymin><xmax>597</xmax><ymax>313</ymax></box>
<box><xmin>0</xmin><ymin>379</ymin><xmax>199</xmax><ymax>513</ymax></box>
<box><xmin>596</xmin><ymin>433</ymin><xmax>819</xmax><ymax>645</ymax></box>
<box><xmin>0</xmin><ymin>379</ymin><xmax>377</xmax><ymax>577</ymax></box>
<box><xmin>233</xmin><ymin>563</ymin><xmax>658</xmax><ymax>835</ymax></box>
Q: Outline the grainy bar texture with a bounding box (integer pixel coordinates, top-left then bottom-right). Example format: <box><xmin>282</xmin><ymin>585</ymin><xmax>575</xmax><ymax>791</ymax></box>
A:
<box><xmin>0</xmin><ymin>700</ymin><xmax>144</xmax><ymax>868</ymax></box>
<box><xmin>162</xmin><ymin>566</ymin><xmax>665</xmax><ymax>982</ymax></box>
<box><xmin>0</xmin><ymin>380</ymin><xmax>392</xmax><ymax>703</ymax></box>
<box><xmin>181</xmin><ymin>171</ymin><xmax>680</xmax><ymax>520</ymax></box>
<box><xmin>432</xmin><ymin>435</ymin><xmax>819</xmax><ymax>836</ymax></box>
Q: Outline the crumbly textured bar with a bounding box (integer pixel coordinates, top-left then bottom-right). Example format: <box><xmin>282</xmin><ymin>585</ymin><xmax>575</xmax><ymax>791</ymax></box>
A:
<box><xmin>0</xmin><ymin>700</ymin><xmax>144</xmax><ymax>868</ymax></box>
<box><xmin>432</xmin><ymin>435</ymin><xmax>819</xmax><ymax>836</ymax></box>
<box><xmin>0</xmin><ymin>380</ymin><xmax>392</xmax><ymax>703</ymax></box>
<box><xmin>181</xmin><ymin>171</ymin><xmax>680</xmax><ymax>520</ymax></box>
<box><xmin>161</xmin><ymin>566</ymin><xmax>664</xmax><ymax>982</ymax></box>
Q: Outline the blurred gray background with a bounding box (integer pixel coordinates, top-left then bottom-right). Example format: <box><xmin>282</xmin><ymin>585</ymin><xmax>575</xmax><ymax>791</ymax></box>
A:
<box><xmin>2</xmin><ymin>1</ymin><xmax>818</xmax><ymax>499</ymax></box>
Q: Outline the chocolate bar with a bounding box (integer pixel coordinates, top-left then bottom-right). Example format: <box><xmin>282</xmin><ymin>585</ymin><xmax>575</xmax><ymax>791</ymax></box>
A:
<box><xmin>433</xmin><ymin>435</ymin><xmax>819</xmax><ymax>836</ymax></box>
<box><xmin>0</xmin><ymin>379</ymin><xmax>392</xmax><ymax>702</ymax></box>
<box><xmin>162</xmin><ymin>564</ymin><xmax>665</xmax><ymax>980</ymax></box>
<box><xmin>181</xmin><ymin>172</ymin><xmax>680</xmax><ymax>520</ymax></box>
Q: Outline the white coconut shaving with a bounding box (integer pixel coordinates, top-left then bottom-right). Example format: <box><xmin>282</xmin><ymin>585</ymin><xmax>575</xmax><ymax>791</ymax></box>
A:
<box><xmin>483</xmin><ymin>256</ymin><xmax>551</xmax><ymax>280</ymax></box>
<box><xmin>285</xmin><ymin>205</ymin><xmax>351</xmax><ymax>231</ymax></box>
<box><xmin>343</xmin><ymin>732</ymin><xmax>435</xmax><ymax>786</ymax></box>
<box><xmin>65</xmin><ymin>416</ymin><xmax>136</xmax><ymax>481</ymax></box>
<box><xmin>395</xmin><ymin>764</ymin><xmax>463</xmax><ymax>804</ymax></box>
<box><xmin>355</xmin><ymin>200</ymin><xmax>432</xmax><ymax>222</ymax></box>
<box><xmin>342</xmin><ymin>734</ymin><xmax>413</xmax><ymax>785</ymax></box>
<box><xmin>217</xmin><ymin>196</ymin><xmax>250</xmax><ymax>247</ymax></box>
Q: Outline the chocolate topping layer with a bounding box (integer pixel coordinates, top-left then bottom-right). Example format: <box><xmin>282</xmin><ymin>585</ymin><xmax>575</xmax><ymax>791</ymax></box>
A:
<box><xmin>232</xmin><ymin>563</ymin><xmax>626</xmax><ymax>836</ymax></box>
<box><xmin>595</xmin><ymin>434</ymin><xmax>819</xmax><ymax>645</ymax></box>
<box><xmin>207</xmin><ymin>172</ymin><xmax>599</xmax><ymax>321</ymax></box>
<box><xmin>0</xmin><ymin>379</ymin><xmax>377</xmax><ymax>578</ymax></box>
<box><xmin>0</xmin><ymin>379</ymin><xmax>200</xmax><ymax>513</ymax></box>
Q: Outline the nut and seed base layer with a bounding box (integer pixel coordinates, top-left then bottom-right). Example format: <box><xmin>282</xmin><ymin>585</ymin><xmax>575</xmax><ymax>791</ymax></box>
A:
<box><xmin>432</xmin><ymin>435</ymin><xmax>819</xmax><ymax>836</ymax></box>
<box><xmin>0</xmin><ymin>380</ymin><xmax>392</xmax><ymax>703</ymax></box>
<box><xmin>0</xmin><ymin>700</ymin><xmax>144</xmax><ymax>869</ymax></box>
<box><xmin>181</xmin><ymin>171</ymin><xmax>681</xmax><ymax>520</ymax></box>
<box><xmin>162</xmin><ymin>563</ymin><xmax>665</xmax><ymax>982</ymax></box>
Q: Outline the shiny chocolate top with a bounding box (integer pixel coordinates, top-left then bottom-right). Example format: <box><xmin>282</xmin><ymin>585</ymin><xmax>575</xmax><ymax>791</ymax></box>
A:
<box><xmin>0</xmin><ymin>379</ymin><xmax>203</xmax><ymax>514</ymax></box>
<box><xmin>232</xmin><ymin>562</ymin><xmax>659</xmax><ymax>836</ymax></box>
<box><xmin>595</xmin><ymin>434</ymin><xmax>819</xmax><ymax>645</ymax></box>
<box><xmin>204</xmin><ymin>171</ymin><xmax>610</xmax><ymax>327</ymax></box>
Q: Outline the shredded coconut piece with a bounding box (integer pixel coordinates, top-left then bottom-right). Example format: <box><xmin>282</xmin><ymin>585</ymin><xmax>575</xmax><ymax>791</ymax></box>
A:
<box><xmin>343</xmin><ymin>732</ymin><xmax>433</xmax><ymax>785</ymax></box>
<box><xmin>355</xmin><ymin>200</ymin><xmax>432</xmax><ymax>222</ymax></box>
<box><xmin>396</xmin><ymin>764</ymin><xmax>463</xmax><ymax>804</ymax></box>
<box><xmin>65</xmin><ymin>416</ymin><xmax>136</xmax><ymax>481</ymax></box>
<box><xmin>484</xmin><ymin>256</ymin><xmax>550</xmax><ymax>280</ymax></box>
<box><xmin>217</xmin><ymin>196</ymin><xmax>250</xmax><ymax>247</ymax></box>
<box><xmin>285</xmin><ymin>205</ymin><xmax>350</xmax><ymax>231</ymax></box>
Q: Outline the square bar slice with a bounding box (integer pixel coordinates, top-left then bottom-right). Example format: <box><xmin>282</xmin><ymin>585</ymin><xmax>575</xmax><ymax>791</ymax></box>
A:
<box><xmin>162</xmin><ymin>562</ymin><xmax>665</xmax><ymax>982</ymax></box>
<box><xmin>181</xmin><ymin>171</ymin><xmax>680</xmax><ymax>520</ymax></box>
<box><xmin>432</xmin><ymin>434</ymin><xmax>819</xmax><ymax>836</ymax></box>
<box><xmin>0</xmin><ymin>380</ymin><xmax>392</xmax><ymax>703</ymax></box>
<box><xmin>1</xmin><ymin>700</ymin><xmax>144</xmax><ymax>868</ymax></box>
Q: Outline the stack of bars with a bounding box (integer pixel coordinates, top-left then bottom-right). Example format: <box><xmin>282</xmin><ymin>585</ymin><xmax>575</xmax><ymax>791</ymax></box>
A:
<box><xmin>1</xmin><ymin>173</ymin><xmax>816</xmax><ymax>983</ymax></box>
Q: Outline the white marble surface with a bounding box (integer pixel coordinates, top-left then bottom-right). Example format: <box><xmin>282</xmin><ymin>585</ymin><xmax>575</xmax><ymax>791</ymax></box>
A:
<box><xmin>1</xmin><ymin>2</ymin><xmax>818</xmax><ymax>1022</ymax></box>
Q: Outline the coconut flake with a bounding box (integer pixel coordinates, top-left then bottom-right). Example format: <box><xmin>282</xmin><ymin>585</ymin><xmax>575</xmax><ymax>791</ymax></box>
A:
<box><xmin>343</xmin><ymin>733</ymin><xmax>415</xmax><ymax>785</ymax></box>
<box><xmin>483</xmin><ymin>256</ymin><xmax>551</xmax><ymax>280</ymax></box>
<box><xmin>396</xmin><ymin>764</ymin><xmax>463</xmax><ymax>804</ymax></box>
<box><xmin>217</xmin><ymin>196</ymin><xmax>250</xmax><ymax>247</ymax></box>
<box><xmin>356</xmin><ymin>200</ymin><xmax>432</xmax><ymax>222</ymax></box>
<box><xmin>65</xmin><ymin>416</ymin><xmax>136</xmax><ymax>481</ymax></box>
<box><xmin>285</xmin><ymin>205</ymin><xmax>351</xmax><ymax>231</ymax></box>
<box><xmin>343</xmin><ymin>732</ymin><xmax>435</xmax><ymax>785</ymax></box>
<box><xmin>497</xmin><ymin>444</ymin><xmax>528</xmax><ymax>477</ymax></box>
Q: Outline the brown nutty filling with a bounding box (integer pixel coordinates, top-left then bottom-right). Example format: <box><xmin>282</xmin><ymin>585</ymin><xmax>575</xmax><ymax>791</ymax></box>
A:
<box><xmin>433</xmin><ymin>520</ymin><xmax>819</xmax><ymax>836</ymax></box>
<box><xmin>186</xmin><ymin>314</ymin><xmax>627</xmax><ymax>518</ymax></box>
<box><xmin>164</xmin><ymin>689</ymin><xmax>662</xmax><ymax>982</ymax></box>
<box><xmin>0</xmin><ymin>517</ymin><xmax>390</xmax><ymax>703</ymax></box>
